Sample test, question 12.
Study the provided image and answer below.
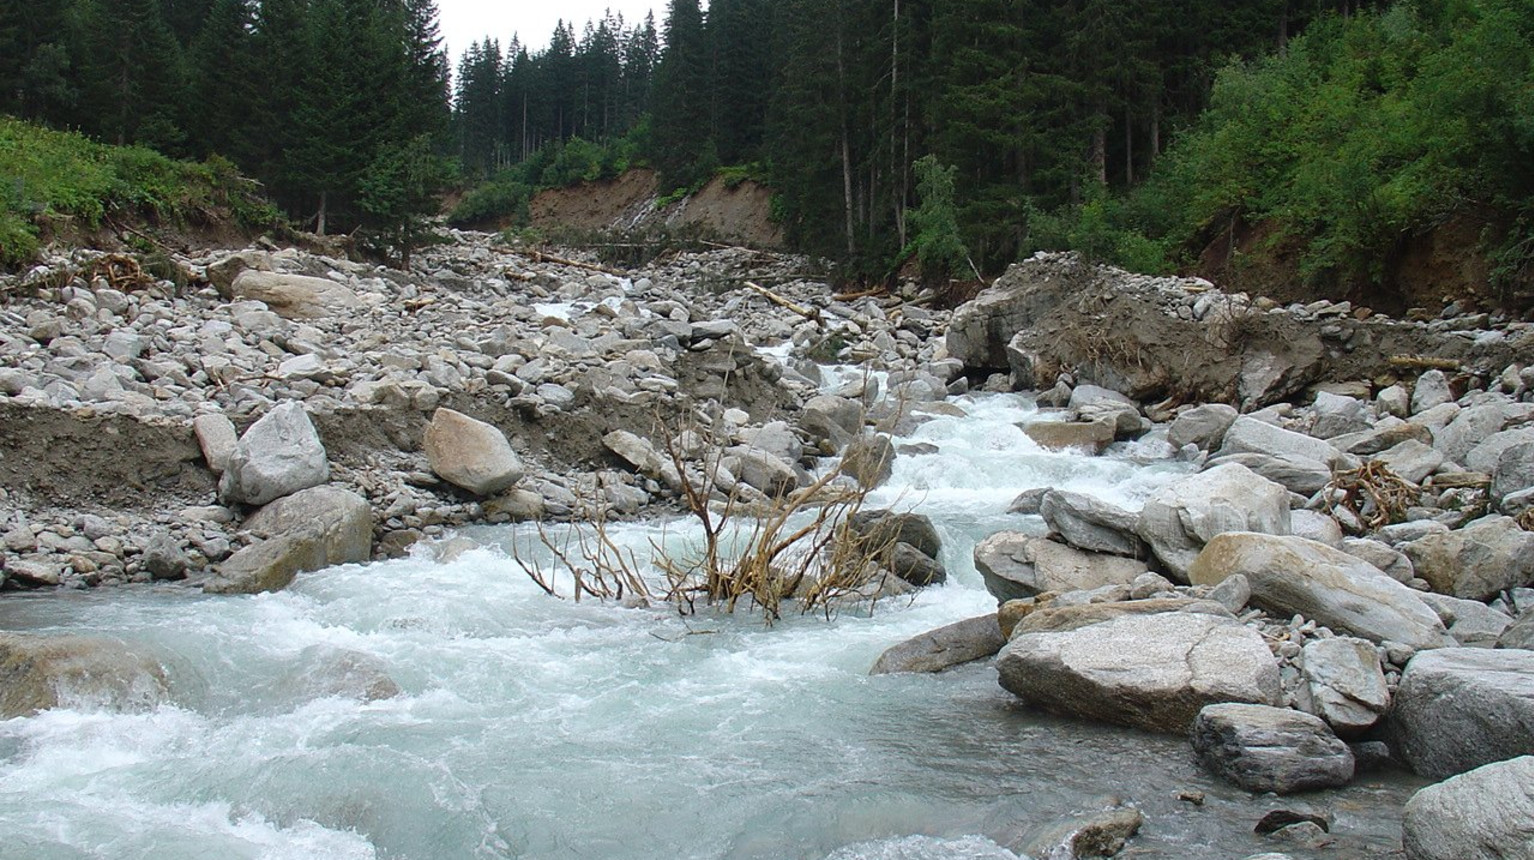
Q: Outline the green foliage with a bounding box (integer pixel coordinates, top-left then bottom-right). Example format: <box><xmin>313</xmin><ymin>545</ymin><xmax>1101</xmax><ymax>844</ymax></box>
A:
<box><xmin>358</xmin><ymin>134</ymin><xmax>457</xmax><ymax>266</ymax></box>
<box><xmin>0</xmin><ymin>116</ymin><xmax>280</xmax><ymax>268</ymax></box>
<box><xmin>1136</xmin><ymin>0</ymin><xmax>1534</xmax><ymax>295</ymax></box>
<box><xmin>905</xmin><ymin>156</ymin><xmax>971</xmax><ymax>283</ymax></box>
<box><xmin>1025</xmin><ymin>188</ymin><xmax>1172</xmax><ymax>274</ymax></box>
<box><xmin>448</xmin><ymin>172</ymin><xmax>532</xmax><ymax>228</ymax></box>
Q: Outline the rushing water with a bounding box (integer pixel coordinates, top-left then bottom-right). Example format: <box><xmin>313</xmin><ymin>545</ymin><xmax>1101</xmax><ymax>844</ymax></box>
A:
<box><xmin>0</xmin><ymin>384</ymin><xmax>1423</xmax><ymax>859</ymax></box>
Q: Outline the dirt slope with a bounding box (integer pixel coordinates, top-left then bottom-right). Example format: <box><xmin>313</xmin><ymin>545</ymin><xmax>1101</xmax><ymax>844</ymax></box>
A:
<box><xmin>530</xmin><ymin>168</ymin><xmax>783</xmax><ymax>249</ymax></box>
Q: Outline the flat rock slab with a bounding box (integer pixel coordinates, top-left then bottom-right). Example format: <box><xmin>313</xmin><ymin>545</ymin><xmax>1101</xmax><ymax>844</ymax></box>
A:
<box><xmin>1402</xmin><ymin>756</ymin><xmax>1534</xmax><ymax>860</ymax></box>
<box><xmin>869</xmin><ymin>614</ymin><xmax>1005</xmax><ymax>675</ymax></box>
<box><xmin>1188</xmin><ymin>532</ymin><xmax>1453</xmax><ymax>651</ymax></box>
<box><xmin>997</xmin><ymin>610</ymin><xmax>1282</xmax><ymax>734</ymax></box>
<box><xmin>229</xmin><ymin>269</ymin><xmax>361</xmax><ymax>319</ymax></box>
<box><xmin>1390</xmin><ymin>648</ymin><xmax>1534</xmax><ymax>780</ymax></box>
<box><xmin>1191</xmin><ymin>702</ymin><xmax>1354</xmax><ymax>794</ymax></box>
<box><xmin>974</xmin><ymin>532</ymin><xmax>1147</xmax><ymax>603</ymax></box>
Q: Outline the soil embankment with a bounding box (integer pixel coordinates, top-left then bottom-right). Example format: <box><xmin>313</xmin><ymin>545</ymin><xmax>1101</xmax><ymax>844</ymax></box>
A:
<box><xmin>529</xmin><ymin>168</ymin><xmax>783</xmax><ymax>249</ymax></box>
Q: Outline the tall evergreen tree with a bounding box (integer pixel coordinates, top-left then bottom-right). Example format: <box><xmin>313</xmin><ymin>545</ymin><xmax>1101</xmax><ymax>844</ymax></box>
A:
<box><xmin>187</xmin><ymin>0</ymin><xmax>257</xmax><ymax>163</ymax></box>
<box><xmin>651</xmin><ymin>0</ymin><xmax>713</xmax><ymax>191</ymax></box>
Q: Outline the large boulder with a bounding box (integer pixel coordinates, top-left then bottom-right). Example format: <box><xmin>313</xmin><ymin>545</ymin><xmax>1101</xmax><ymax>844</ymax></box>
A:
<box><xmin>1191</xmin><ymin>702</ymin><xmax>1355</xmax><ymax>794</ymax></box>
<box><xmin>869</xmin><ymin>615</ymin><xmax>1006</xmax><ymax>674</ymax></box>
<box><xmin>228</xmin><ymin>269</ymin><xmax>361</xmax><ymax>319</ymax></box>
<box><xmin>1135</xmin><ymin>463</ymin><xmax>1291</xmax><ymax>580</ymax></box>
<box><xmin>847</xmin><ymin>510</ymin><xmax>942</xmax><ymax>559</ymax></box>
<box><xmin>974</xmin><ymin>533</ymin><xmax>1147</xmax><ymax>603</ymax></box>
<box><xmin>1039</xmin><ymin>490</ymin><xmax>1145</xmax><ymax>557</ymax></box>
<box><xmin>1188</xmin><ymin>532</ymin><xmax>1453</xmax><ymax>650</ymax></box>
<box><xmin>1167</xmin><ymin>404</ymin><xmax>1239</xmax><ymax>451</ymax></box>
<box><xmin>218</xmin><ymin>401</ymin><xmax>330</xmax><ymax>506</ymax></box>
<box><xmin>0</xmin><ymin>633</ymin><xmax>168</xmax><ymax>717</ymax></box>
<box><xmin>840</xmin><ymin>434</ymin><xmax>895</xmax><ymax>489</ymax></box>
<box><xmin>426</xmin><ymin>408</ymin><xmax>525</xmax><ymax>496</ymax></box>
<box><xmin>997</xmin><ymin>610</ymin><xmax>1282</xmax><ymax>733</ymax></box>
<box><xmin>603</xmin><ymin>430</ymin><xmax>682</xmax><ymax>491</ymax></box>
<box><xmin>205</xmin><ymin>486</ymin><xmax>371</xmax><ymax>595</ymax></box>
<box><xmin>798</xmin><ymin>394</ymin><xmax>864</xmax><ymax>452</ymax></box>
<box><xmin>1020</xmin><ymin>418</ymin><xmax>1116</xmax><ymax>454</ymax></box>
<box><xmin>1299</xmin><ymin>636</ymin><xmax>1390</xmax><ymax>736</ymax></box>
<box><xmin>1389</xmin><ymin>648</ymin><xmax>1534</xmax><ymax>779</ymax></box>
<box><xmin>1402</xmin><ymin>756</ymin><xmax>1534</xmax><ymax>860</ymax></box>
<box><xmin>1211</xmin><ymin>416</ymin><xmax>1357</xmax><ymax>494</ymax></box>
<box><xmin>1402</xmin><ymin>515</ymin><xmax>1534</xmax><ymax>601</ymax></box>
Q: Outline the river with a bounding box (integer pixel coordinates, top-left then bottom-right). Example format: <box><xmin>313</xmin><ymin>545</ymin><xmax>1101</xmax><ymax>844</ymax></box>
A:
<box><xmin>0</xmin><ymin>379</ymin><xmax>1423</xmax><ymax>859</ymax></box>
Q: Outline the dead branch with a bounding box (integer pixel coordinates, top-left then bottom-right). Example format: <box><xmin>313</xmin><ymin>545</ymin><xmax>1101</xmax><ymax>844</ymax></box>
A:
<box><xmin>1388</xmin><ymin>355</ymin><xmax>1465</xmax><ymax>372</ymax></box>
<box><xmin>525</xmin><ymin>249</ymin><xmax>628</xmax><ymax>277</ymax></box>
<box><xmin>745</xmin><ymin>281</ymin><xmax>821</xmax><ymax>324</ymax></box>
<box><xmin>1323</xmin><ymin>461</ymin><xmax>1420</xmax><ymax>530</ymax></box>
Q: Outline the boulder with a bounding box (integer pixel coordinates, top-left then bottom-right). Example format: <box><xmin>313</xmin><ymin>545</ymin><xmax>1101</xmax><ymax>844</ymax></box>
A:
<box><xmin>1390</xmin><ymin>648</ymin><xmax>1534</xmax><ymax>779</ymax></box>
<box><xmin>997</xmin><ymin>610</ymin><xmax>1282</xmax><ymax>733</ymax></box>
<box><xmin>281</xmin><ymin>645</ymin><xmax>401</xmax><ymax>702</ymax></box>
<box><xmin>1209</xmin><ymin>451</ymin><xmax>1333</xmax><ymax>496</ymax></box>
<box><xmin>1289</xmin><ymin>509</ymin><xmax>1343</xmax><ymax>547</ymax></box>
<box><xmin>1402</xmin><ymin>756</ymin><xmax>1534</xmax><ymax>860</ymax></box>
<box><xmin>1411</xmin><ymin>370</ymin><xmax>1453</xmax><ymax>414</ymax></box>
<box><xmin>1435</xmin><ymin>403</ymin><xmax>1533</xmax><ymax>465</ymax></box>
<box><xmin>847</xmin><ymin>510</ymin><xmax>942</xmax><ymax>560</ymax></box>
<box><xmin>1373</xmin><ymin>439</ymin><xmax>1445</xmax><ymax>486</ymax></box>
<box><xmin>1309</xmin><ymin>392</ymin><xmax>1371</xmax><ymax>439</ymax></box>
<box><xmin>1493</xmin><ymin>441</ymin><xmax>1534</xmax><ymax>508</ymax></box>
<box><xmin>974</xmin><ymin>533</ymin><xmax>1147</xmax><ymax>603</ymax></box>
<box><xmin>1339</xmin><ymin>537</ymin><xmax>1414</xmax><ymax>583</ymax></box>
<box><xmin>1188</xmin><ymin>532</ymin><xmax>1453</xmax><ymax>650</ymax></box>
<box><xmin>1021</xmin><ymin>418</ymin><xmax>1115</xmax><ymax>454</ymax></box>
<box><xmin>1135</xmin><ymin>463</ymin><xmax>1292</xmax><ymax>580</ymax></box>
<box><xmin>1500</xmin><ymin>612</ymin><xmax>1534</xmax><ymax>651</ymax></box>
<box><xmin>604</xmin><ymin>430</ymin><xmax>682</xmax><ymax>491</ymax></box>
<box><xmin>799</xmin><ymin>394</ymin><xmax>863</xmax><ymax>451</ymax></box>
<box><xmin>887</xmin><ymin>542</ymin><xmax>947</xmax><ymax>587</ymax></box>
<box><xmin>1191</xmin><ymin>703</ymin><xmax>1355</xmax><ymax>794</ymax></box>
<box><xmin>1299</xmin><ymin>637</ymin><xmax>1389</xmax><ymax>735</ymax></box>
<box><xmin>141</xmin><ymin>531</ymin><xmax>189</xmax><ymax>581</ymax></box>
<box><xmin>218</xmin><ymin>401</ymin><xmax>330</xmax><ymax>506</ymax></box>
<box><xmin>207</xmin><ymin>249</ymin><xmax>272</xmax><ymax>294</ymax></box>
<box><xmin>0</xmin><ymin>633</ymin><xmax>168</xmax><ymax>717</ymax></box>
<box><xmin>1039</xmin><ymin>490</ymin><xmax>1145</xmax><ymax>557</ymax></box>
<box><xmin>1167</xmin><ymin>404</ymin><xmax>1239</xmax><ymax>451</ymax></box>
<box><xmin>1216</xmin><ymin>416</ymin><xmax>1355</xmax><ymax>472</ymax></box>
<box><xmin>1402</xmin><ymin>515</ymin><xmax>1534</xmax><ymax>601</ymax></box>
<box><xmin>1417</xmin><ymin>591</ymin><xmax>1515</xmax><ymax>648</ymax></box>
<box><xmin>425</xmin><ymin>408</ymin><xmax>525</xmax><ymax>496</ymax></box>
<box><xmin>840</xmin><ymin>434</ymin><xmax>896</xmax><ymax>489</ymax></box>
<box><xmin>1329</xmin><ymin>416</ymin><xmax>1433</xmax><ymax>456</ymax></box>
<box><xmin>725</xmin><ymin>446</ymin><xmax>800</xmax><ymax>496</ymax></box>
<box><xmin>869</xmin><ymin>614</ymin><xmax>1005</xmax><ymax>674</ymax></box>
<box><xmin>1011</xmin><ymin>597</ymin><xmax>1235</xmax><ymax>635</ymax></box>
<box><xmin>205</xmin><ymin>486</ymin><xmax>372</xmax><ymax>595</ymax></box>
<box><xmin>1466</xmin><ymin>427</ymin><xmax>1534</xmax><ymax>474</ymax></box>
<box><xmin>192</xmin><ymin>413</ymin><xmax>239</xmax><ymax>475</ymax></box>
<box><xmin>228</xmin><ymin>269</ymin><xmax>361</xmax><ymax>319</ymax></box>
<box><xmin>1021</xmin><ymin>805</ymin><xmax>1144</xmax><ymax>860</ymax></box>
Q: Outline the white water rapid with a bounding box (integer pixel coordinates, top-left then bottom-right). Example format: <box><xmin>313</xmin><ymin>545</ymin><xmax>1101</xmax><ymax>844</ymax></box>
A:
<box><xmin>0</xmin><ymin>379</ymin><xmax>1421</xmax><ymax>859</ymax></box>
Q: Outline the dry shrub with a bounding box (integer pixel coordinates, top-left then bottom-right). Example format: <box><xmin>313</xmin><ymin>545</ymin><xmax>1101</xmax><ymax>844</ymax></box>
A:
<box><xmin>1323</xmin><ymin>461</ymin><xmax>1419</xmax><ymax>530</ymax></box>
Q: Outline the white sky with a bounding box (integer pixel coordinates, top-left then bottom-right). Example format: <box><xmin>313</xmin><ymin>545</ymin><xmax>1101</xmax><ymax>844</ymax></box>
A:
<box><xmin>437</xmin><ymin>0</ymin><xmax>661</xmax><ymax>62</ymax></box>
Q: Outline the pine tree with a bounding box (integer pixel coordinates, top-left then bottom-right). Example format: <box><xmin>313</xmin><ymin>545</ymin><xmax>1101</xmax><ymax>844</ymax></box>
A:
<box><xmin>187</xmin><ymin>0</ymin><xmax>257</xmax><ymax>163</ymax></box>
<box><xmin>651</xmin><ymin>0</ymin><xmax>713</xmax><ymax>191</ymax></box>
<box><xmin>73</xmin><ymin>0</ymin><xmax>190</xmax><ymax>151</ymax></box>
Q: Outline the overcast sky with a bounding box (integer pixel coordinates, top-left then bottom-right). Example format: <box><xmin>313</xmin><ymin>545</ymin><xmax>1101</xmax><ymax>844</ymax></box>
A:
<box><xmin>436</xmin><ymin>1</ymin><xmax>661</xmax><ymax>63</ymax></box>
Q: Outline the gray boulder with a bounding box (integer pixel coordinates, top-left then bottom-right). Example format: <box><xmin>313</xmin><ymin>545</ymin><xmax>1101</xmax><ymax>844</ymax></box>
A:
<box><xmin>604</xmin><ymin>430</ymin><xmax>682</xmax><ymax>491</ymax></box>
<box><xmin>1466</xmin><ymin>427</ymin><xmax>1534</xmax><ymax>474</ymax></box>
<box><xmin>1435</xmin><ymin>403</ymin><xmax>1534</xmax><ymax>465</ymax></box>
<box><xmin>1373</xmin><ymin>439</ymin><xmax>1445</xmax><ymax>485</ymax></box>
<box><xmin>425</xmin><ymin>408</ymin><xmax>525</xmax><ymax>496</ymax></box>
<box><xmin>1209</xmin><ymin>451</ymin><xmax>1333</xmax><ymax>496</ymax></box>
<box><xmin>1340</xmin><ymin>537</ymin><xmax>1415</xmax><ymax>583</ymax></box>
<box><xmin>1310</xmin><ymin>392</ymin><xmax>1371</xmax><ymax>439</ymax></box>
<box><xmin>205</xmin><ymin>486</ymin><xmax>372</xmax><ymax>594</ymax></box>
<box><xmin>1135</xmin><ymin>463</ymin><xmax>1292</xmax><ymax>580</ymax></box>
<box><xmin>725</xmin><ymin>446</ymin><xmax>800</xmax><ymax>496</ymax></box>
<box><xmin>841</xmin><ymin>434</ymin><xmax>895</xmax><ymax>489</ymax></box>
<box><xmin>1039</xmin><ymin>489</ymin><xmax>1145</xmax><ymax>557</ymax></box>
<box><xmin>192</xmin><ymin>413</ymin><xmax>239</xmax><ymax>475</ymax></box>
<box><xmin>1188</xmin><ymin>532</ymin><xmax>1453</xmax><ymax>650</ymax></box>
<box><xmin>1390</xmin><ymin>647</ymin><xmax>1534</xmax><ymax>779</ymax></box>
<box><xmin>869</xmin><ymin>615</ymin><xmax>1005</xmax><ymax>674</ymax></box>
<box><xmin>1299</xmin><ymin>637</ymin><xmax>1390</xmax><ymax>735</ymax></box>
<box><xmin>1402</xmin><ymin>515</ymin><xmax>1534</xmax><ymax>601</ymax></box>
<box><xmin>1402</xmin><ymin>756</ymin><xmax>1534</xmax><ymax>860</ymax></box>
<box><xmin>1168</xmin><ymin>403</ymin><xmax>1239</xmax><ymax>451</ymax></box>
<box><xmin>1417</xmin><ymin>591</ymin><xmax>1514</xmax><ymax>648</ymax></box>
<box><xmin>887</xmin><ymin>542</ymin><xmax>947</xmax><ymax>587</ymax></box>
<box><xmin>799</xmin><ymin>394</ymin><xmax>863</xmax><ymax>452</ymax></box>
<box><xmin>229</xmin><ymin>269</ymin><xmax>361</xmax><ymax>319</ymax></box>
<box><xmin>998</xmin><ymin>610</ymin><xmax>1282</xmax><ymax>733</ymax></box>
<box><xmin>1500</xmin><ymin>612</ymin><xmax>1534</xmax><ymax>651</ymax></box>
<box><xmin>218</xmin><ymin>402</ymin><xmax>330</xmax><ymax>506</ymax></box>
<box><xmin>1216</xmin><ymin>416</ymin><xmax>1356</xmax><ymax>472</ymax></box>
<box><xmin>1411</xmin><ymin>370</ymin><xmax>1453</xmax><ymax>414</ymax></box>
<box><xmin>1493</xmin><ymin>441</ymin><xmax>1534</xmax><ymax>508</ymax></box>
<box><xmin>142</xmin><ymin>531</ymin><xmax>189</xmax><ymax>581</ymax></box>
<box><xmin>974</xmin><ymin>533</ymin><xmax>1147</xmax><ymax>603</ymax></box>
<box><xmin>1191</xmin><ymin>702</ymin><xmax>1355</xmax><ymax>794</ymax></box>
<box><xmin>0</xmin><ymin>633</ymin><xmax>168</xmax><ymax>717</ymax></box>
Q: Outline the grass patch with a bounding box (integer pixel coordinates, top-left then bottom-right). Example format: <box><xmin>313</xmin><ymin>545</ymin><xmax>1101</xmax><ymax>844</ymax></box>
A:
<box><xmin>0</xmin><ymin>117</ymin><xmax>281</xmax><ymax>268</ymax></box>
